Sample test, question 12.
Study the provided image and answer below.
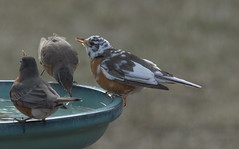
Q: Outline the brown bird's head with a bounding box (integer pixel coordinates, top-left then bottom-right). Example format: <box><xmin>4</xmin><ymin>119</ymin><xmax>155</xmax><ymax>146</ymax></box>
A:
<box><xmin>19</xmin><ymin>56</ymin><xmax>39</xmax><ymax>82</ymax></box>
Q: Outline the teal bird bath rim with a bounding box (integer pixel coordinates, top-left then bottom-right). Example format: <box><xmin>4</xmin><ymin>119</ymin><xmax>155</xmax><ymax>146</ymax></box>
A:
<box><xmin>0</xmin><ymin>80</ymin><xmax>123</xmax><ymax>149</ymax></box>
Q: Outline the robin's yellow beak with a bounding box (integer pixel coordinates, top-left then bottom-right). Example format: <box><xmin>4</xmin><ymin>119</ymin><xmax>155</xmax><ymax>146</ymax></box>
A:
<box><xmin>76</xmin><ymin>37</ymin><xmax>88</xmax><ymax>46</ymax></box>
<box><xmin>21</xmin><ymin>50</ymin><xmax>26</xmax><ymax>56</ymax></box>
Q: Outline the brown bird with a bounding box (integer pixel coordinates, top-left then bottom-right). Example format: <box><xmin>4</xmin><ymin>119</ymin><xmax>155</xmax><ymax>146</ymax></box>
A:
<box><xmin>9</xmin><ymin>56</ymin><xmax>81</xmax><ymax>123</ymax></box>
<box><xmin>39</xmin><ymin>33</ymin><xmax>79</xmax><ymax>97</ymax></box>
<box><xmin>76</xmin><ymin>35</ymin><xmax>201</xmax><ymax>106</ymax></box>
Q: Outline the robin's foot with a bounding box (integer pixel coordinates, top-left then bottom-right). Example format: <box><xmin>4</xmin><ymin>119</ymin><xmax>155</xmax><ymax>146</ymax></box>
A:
<box><xmin>105</xmin><ymin>91</ymin><xmax>119</xmax><ymax>99</ymax></box>
<box><xmin>14</xmin><ymin>117</ymin><xmax>32</xmax><ymax>124</ymax></box>
<box><xmin>123</xmin><ymin>98</ymin><xmax>127</xmax><ymax>107</ymax></box>
<box><xmin>14</xmin><ymin>117</ymin><xmax>32</xmax><ymax>133</ymax></box>
<box><xmin>121</xmin><ymin>95</ymin><xmax>128</xmax><ymax>107</ymax></box>
<box><xmin>42</xmin><ymin>118</ymin><xmax>46</xmax><ymax>125</ymax></box>
<box><xmin>104</xmin><ymin>91</ymin><xmax>112</xmax><ymax>97</ymax></box>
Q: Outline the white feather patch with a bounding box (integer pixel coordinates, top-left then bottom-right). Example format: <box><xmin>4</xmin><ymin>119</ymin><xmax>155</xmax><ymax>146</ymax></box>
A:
<box><xmin>123</xmin><ymin>62</ymin><xmax>158</xmax><ymax>85</ymax></box>
<box><xmin>155</xmin><ymin>71</ymin><xmax>163</xmax><ymax>76</ymax></box>
<box><xmin>97</xmin><ymin>65</ymin><xmax>101</xmax><ymax>74</ymax></box>
<box><xmin>101</xmin><ymin>61</ymin><xmax>158</xmax><ymax>85</ymax></box>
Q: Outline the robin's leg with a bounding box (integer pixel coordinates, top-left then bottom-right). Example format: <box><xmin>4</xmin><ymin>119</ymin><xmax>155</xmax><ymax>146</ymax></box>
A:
<box><xmin>105</xmin><ymin>91</ymin><xmax>119</xmax><ymax>99</ymax></box>
<box><xmin>121</xmin><ymin>94</ymin><xmax>129</xmax><ymax>107</ymax></box>
<box><xmin>104</xmin><ymin>91</ymin><xmax>112</xmax><ymax>97</ymax></box>
<box><xmin>14</xmin><ymin>117</ymin><xmax>32</xmax><ymax>133</ymax></box>
<box><xmin>42</xmin><ymin>118</ymin><xmax>46</xmax><ymax>125</ymax></box>
<box><xmin>14</xmin><ymin>117</ymin><xmax>32</xmax><ymax>124</ymax></box>
<box><xmin>40</xmin><ymin>69</ymin><xmax>45</xmax><ymax>76</ymax></box>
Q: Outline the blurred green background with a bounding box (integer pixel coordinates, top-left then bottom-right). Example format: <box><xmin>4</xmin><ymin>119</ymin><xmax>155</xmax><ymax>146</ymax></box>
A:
<box><xmin>0</xmin><ymin>0</ymin><xmax>238</xmax><ymax>149</ymax></box>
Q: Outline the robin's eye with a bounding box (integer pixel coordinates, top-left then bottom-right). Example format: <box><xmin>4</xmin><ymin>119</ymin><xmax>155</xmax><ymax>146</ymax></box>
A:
<box><xmin>89</xmin><ymin>41</ymin><xmax>94</xmax><ymax>45</ymax></box>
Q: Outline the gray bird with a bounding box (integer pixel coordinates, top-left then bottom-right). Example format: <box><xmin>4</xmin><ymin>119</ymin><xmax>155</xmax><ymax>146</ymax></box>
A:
<box><xmin>39</xmin><ymin>33</ymin><xmax>79</xmax><ymax>97</ymax></box>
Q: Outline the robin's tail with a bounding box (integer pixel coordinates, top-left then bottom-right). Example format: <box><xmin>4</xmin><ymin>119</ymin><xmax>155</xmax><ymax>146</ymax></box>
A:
<box><xmin>159</xmin><ymin>75</ymin><xmax>202</xmax><ymax>88</ymax></box>
<box><xmin>56</xmin><ymin>97</ymin><xmax>82</xmax><ymax>103</ymax></box>
<box><xmin>56</xmin><ymin>97</ymin><xmax>82</xmax><ymax>109</ymax></box>
<box><xmin>155</xmin><ymin>71</ymin><xmax>201</xmax><ymax>88</ymax></box>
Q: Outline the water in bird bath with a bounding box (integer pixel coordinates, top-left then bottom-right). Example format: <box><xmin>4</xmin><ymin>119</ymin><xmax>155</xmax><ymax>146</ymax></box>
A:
<box><xmin>0</xmin><ymin>98</ymin><xmax>95</xmax><ymax>121</ymax></box>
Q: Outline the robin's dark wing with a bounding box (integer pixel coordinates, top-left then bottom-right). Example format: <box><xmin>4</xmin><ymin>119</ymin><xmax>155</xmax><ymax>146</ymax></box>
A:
<box><xmin>10</xmin><ymin>81</ymin><xmax>60</xmax><ymax>109</ymax></box>
<box><xmin>100</xmin><ymin>49</ymin><xmax>169</xmax><ymax>90</ymax></box>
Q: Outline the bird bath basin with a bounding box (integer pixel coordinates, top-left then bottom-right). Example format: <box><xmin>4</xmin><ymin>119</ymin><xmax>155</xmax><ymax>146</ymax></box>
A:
<box><xmin>0</xmin><ymin>80</ymin><xmax>123</xmax><ymax>149</ymax></box>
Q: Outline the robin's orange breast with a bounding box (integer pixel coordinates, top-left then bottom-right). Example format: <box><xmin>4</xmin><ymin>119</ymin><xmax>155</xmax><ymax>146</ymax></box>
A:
<box><xmin>90</xmin><ymin>58</ymin><xmax>135</xmax><ymax>95</ymax></box>
<box><xmin>10</xmin><ymin>77</ymin><xmax>32</xmax><ymax>117</ymax></box>
<box><xmin>12</xmin><ymin>103</ymin><xmax>32</xmax><ymax>117</ymax></box>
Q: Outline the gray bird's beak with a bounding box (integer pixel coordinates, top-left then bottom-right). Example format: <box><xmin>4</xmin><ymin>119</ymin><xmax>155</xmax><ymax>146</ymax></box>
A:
<box><xmin>67</xmin><ymin>89</ymin><xmax>72</xmax><ymax>97</ymax></box>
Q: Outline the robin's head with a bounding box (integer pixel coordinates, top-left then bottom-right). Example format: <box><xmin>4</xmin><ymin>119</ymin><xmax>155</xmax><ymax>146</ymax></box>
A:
<box><xmin>54</xmin><ymin>67</ymin><xmax>73</xmax><ymax>97</ymax></box>
<box><xmin>76</xmin><ymin>35</ymin><xmax>112</xmax><ymax>59</ymax></box>
<box><xmin>19</xmin><ymin>56</ymin><xmax>39</xmax><ymax>81</ymax></box>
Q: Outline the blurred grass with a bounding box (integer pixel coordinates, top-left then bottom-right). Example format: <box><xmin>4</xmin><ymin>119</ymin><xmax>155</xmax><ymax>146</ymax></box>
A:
<box><xmin>0</xmin><ymin>0</ymin><xmax>239</xmax><ymax>149</ymax></box>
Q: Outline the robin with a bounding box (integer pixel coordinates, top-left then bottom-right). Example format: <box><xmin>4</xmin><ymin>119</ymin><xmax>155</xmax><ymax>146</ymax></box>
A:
<box><xmin>9</xmin><ymin>56</ymin><xmax>81</xmax><ymax>124</ymax></box>
<box><xmin>76</xmin><ymin>35</ymin><xmax>201</xmax><ymax>106</ymax></box>
<box><xmin>39</xmin><ymin>33</ymin><xmax>79</xmax><ymax>97</ymax></box>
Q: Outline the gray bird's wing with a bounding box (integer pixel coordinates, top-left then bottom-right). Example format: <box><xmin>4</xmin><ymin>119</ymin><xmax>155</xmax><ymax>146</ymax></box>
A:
<box><xmin>10</xmin><ymin>80</ymin><xmax>60</xmax><ymax>109</ymax></box>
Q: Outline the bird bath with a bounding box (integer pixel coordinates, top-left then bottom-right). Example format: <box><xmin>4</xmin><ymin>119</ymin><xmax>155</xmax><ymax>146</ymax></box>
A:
<box><xmin>0</xmin><ymin>80</ymin><xmax>123</xmax><ymax>149</ymax></box>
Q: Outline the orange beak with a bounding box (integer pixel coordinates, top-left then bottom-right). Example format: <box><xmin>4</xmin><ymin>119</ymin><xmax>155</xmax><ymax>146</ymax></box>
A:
<box><xmin>21</xmin><ymin>50</ymin><xmax>26</xmax><ymax>56</ymax></box>
<box><xmin>76</xmin><ymin>37</ymin><xmax>88</xmax><ymax>46</ymax></box>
